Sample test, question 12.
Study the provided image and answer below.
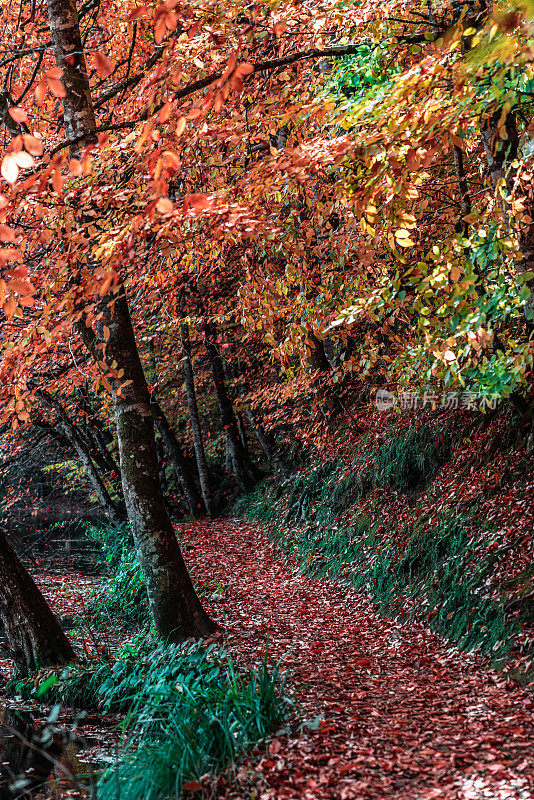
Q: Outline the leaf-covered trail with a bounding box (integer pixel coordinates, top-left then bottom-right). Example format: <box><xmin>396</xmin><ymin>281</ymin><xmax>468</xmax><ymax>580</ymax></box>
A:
<box><xmin>186</xmin><ymin>520</ymin><xmax>534</xmax><ymax>800</ymax></box>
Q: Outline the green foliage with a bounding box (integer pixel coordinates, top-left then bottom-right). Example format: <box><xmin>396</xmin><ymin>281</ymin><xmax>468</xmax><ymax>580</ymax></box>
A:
<box><xmin>11</xmin><ymin>638</ymin><xmax>291</xmax><ymax>799</ymax></box>
<box><xmin>96</xmin><ymin>640</ymin><xmax>291</xmax><ymax>800</ymax></box>
<box><xmin>83</xmin><ymin>522</ymin><xmax>149</xmax><ymax>627</ymax></box>
<box><xmin>10</xmin><ymin>661</ymin><xmax>103</xmax><ymax>707</ymax></box>
<box><xmin>329</xmin><ymin>42</ymin><xmax>402</xmax><ymax>105</ymax></box>
<box><xmin>371</xmin><ymin>425</ymin><xmax>451</xmax><ymax>492</ymax></box>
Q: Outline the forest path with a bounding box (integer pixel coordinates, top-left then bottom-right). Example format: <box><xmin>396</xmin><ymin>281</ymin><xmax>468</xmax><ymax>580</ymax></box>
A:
<box><xmin>185</xmin><ymin>519</ymin><xmax>534</xmax><ymax>800</ymax></box>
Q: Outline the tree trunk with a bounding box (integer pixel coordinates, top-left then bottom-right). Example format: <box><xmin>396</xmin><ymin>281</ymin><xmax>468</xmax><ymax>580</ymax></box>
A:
<box><xmin>245</xmin><ymin>408</ymin><xmax>273</xmax><ymax>462</ymax></box>
<box><xmin>179</xmin><ymin>324</ymin><xmax>214</xmax><ymax>517</ymax></box>
<box><xmin>150</xmin><ymin>397</ymin><xmax>203</xmax><ymax>517</ymax></box>
<box><xmin>45</xmin><ymin>0</ymin><xmax>97</xmax><ymax>153</ymax></box>
<box><xmin>204</xmin><ymin>327</ymin><xmax>259</xmax><ymax>492</ymax></box>
<box><xmin>46</xmin><ymin>0</ymin><xmax>216</xmax><ymax>642</ymax></box>
<box><xmin>236</xmin><ymin>411</ymin><xmax>248</xmax><ymax>451</ymax></box>
<box><xmin>90</xmin><ymin>293</ymin><xmax>216</xmax><ymax>639</ymax></box>
<box><xmin>155</xmin><ymin>434</ymin><xmax>168</xmax><ymax>495</ymax></box>
<box><xmin>36</xmin><ymin>390</ymin><xmax>125</xmax><ymax>526</ymax></box>
<box><xmin>0</xmin><ymin>531</ymin><xmax>75</xmax><ymax>676</ymax></box>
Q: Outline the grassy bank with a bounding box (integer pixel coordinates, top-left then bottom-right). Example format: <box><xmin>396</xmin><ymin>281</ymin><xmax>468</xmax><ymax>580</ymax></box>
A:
<box><xmin>235</xmin><ymin>419</ymin><xmax>534</xmax><ymax>670</ymax></box>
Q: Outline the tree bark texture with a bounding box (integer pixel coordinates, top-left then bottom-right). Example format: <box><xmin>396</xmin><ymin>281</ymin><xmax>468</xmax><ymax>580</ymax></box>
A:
<box><xmin>0</xmin><ymin>531</ymin><xmax>75</xmax><ymax>676</ymax></box>
<box><xmin>96</xmin><ymin>293</ymin><xmax>216</xmax><ymax>640</ymax></box>
<box><xmin>179</xmin><ymin>324</ymin><xmax>214</xmax><ymax>517</ymax></box>
<box><xmin>46</xmin><ymin>0</ymin><xmax>97</xmax><ymax>153</ymax></box>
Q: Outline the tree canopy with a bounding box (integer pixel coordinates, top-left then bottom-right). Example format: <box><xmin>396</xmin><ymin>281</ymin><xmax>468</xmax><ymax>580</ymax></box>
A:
<box><xmin>0</xmin><ymin>0</ymin><xmax>532</xmax><ymax>435</ymax></box>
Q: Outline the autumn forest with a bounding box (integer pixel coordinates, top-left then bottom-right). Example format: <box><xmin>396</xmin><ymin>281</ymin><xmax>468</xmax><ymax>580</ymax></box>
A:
<box><xmin>0</xmin><ymin>0</ymin><xmax>533</xmax><ymax>797</ymax></box>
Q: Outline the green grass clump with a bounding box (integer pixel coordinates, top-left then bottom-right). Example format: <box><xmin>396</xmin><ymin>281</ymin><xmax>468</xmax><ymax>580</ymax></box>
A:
<box><xmin>12</xmin><ymin>638</ymin><xmax>292</xmax><ymax>800</ymax></box>
<box><xmin>96</xmin><ymin>640</ymin><xmax>292</xmax><ymax>800</ymax></box>
<box><xmin>372</xmin><ymin>424</ymin><xmax>451</xmax><ymax>492</ymax></box>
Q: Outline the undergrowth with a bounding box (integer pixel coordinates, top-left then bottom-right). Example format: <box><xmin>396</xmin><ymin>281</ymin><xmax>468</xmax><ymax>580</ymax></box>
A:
<box><xmin>80</xmin><ymin>522</ymin><xmax>211</xmax><ymax>628</ymax></box>
<box><xmin>275</xmin><ymin>424</ymin><xmax>451</xmax><ymax>527</ymax></box>
<box><xmin>82</xmin><ymin>522</ymin><xmax>149</xmax><ymax>627</ymax></box>
<box><xmin>235</xmin><ymin>424</ymin><xmax>519</xmax><ymax>664</ymax></box>
<box><xmin>13</xmin><ymin>638</ymin><xmax>292</xmax><ymax>800</ymax></box>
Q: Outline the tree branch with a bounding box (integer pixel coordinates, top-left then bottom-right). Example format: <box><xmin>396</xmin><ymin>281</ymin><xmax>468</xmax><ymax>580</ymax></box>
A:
<box><xmin>52</xmin><ymin>42</ymin><xmax>386</xmax><ymax>154</ymax></box>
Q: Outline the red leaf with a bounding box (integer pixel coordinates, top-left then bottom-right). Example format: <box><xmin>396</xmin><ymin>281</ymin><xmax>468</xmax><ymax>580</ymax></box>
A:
<box><xmin>94</xmin><ymin>52</ymin><xmax>114</xmax><ymax>78</ymax></box>
<box><xmin>187</xmin><ymin>21</ymin><xmax>202</xmax><ymax>39</ymax></box>
<box><xmin>156</xmin><ymin>197</ymin><xmax>174</xmax><ymax>214</ymax></box>
<box><xmin>165</xmin><ymin>11</ymin><xmax>178</xmax><ymax>31</ymax></box>
<box><xmin>35</xmin><ymin>80</ymin><xmax>47</xmax><ymax>106</ymax></box>
<box><xmin>22</xmin><ymin>134</ymin><xmax>43</xmax><ymax>156</ymax></box>
<box><xmin>8</xmin><ymin>279</ymin><xmax>35</xmax><ymax>296</ymax></box>
<box><xmin>182</xmin><ymin>193</ymin><xmax>209</xmax><ymax>213</ymax></box>
<box><xmin>163</xmin><ymin>151</ymin><xmax>181</xmax><ymax>170</ymax></box>
<box><xmin>47</xmin><ymin>78</ymin><xmax>66</xmax><ymax>98</ymax></box>
<box><xmin>154</xmin><ymin>16</ymin><xmax>167</xmax><ymax>44</ymax></box>
<box><xmin>236</xmin><ymin>62</ymin><xmax>254</xmax><ymax>77</ymax></box>
<box><xmin>69</xmin><ymin>158</ymin><xmax>83</xmax><ymax>175</ymax></box>
<box><xmin>1</xmin><ymin>155</ymin><xmax>19</xmax><ymax>184</ymax></box>
<box><xmin>52</xmin><ymin>168</ymin><xmax>63</xmax><ymax>193</ymax></box>
<box><xmin>127</xmin><ymin>5</ymin><xmax>149</xmax><ymax>20</ymax></box>
<box><xmin>46</xmin><ymin>67</ymin><xmax>63</xmax><ymax>80</ymax></box>
<box><xmin>159</xmin><ymin>102</ymin><xmax>173</xmax><ymax>123</ymax></box>
<box><xmin>8</xmin><ymin>107</ymin><xmax>28</xmax><ymax>124</ymax></box>
<box><xmin>0</xmin><ymin>225</ymin><xmax>15</xmax><ymax>243</ymax></box>
<box><xmin>3</xmin><ymin>295</ymin><xmax>16</xmax><ymax>319</ymax></box>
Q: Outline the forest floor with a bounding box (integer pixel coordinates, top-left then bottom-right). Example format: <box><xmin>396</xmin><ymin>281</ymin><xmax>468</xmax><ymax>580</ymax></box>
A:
<box><xmin>186</xmin><ymin>519</ymin><xmax>534</xmax><ymax>800</ymax></box>
<box><xmin>2</xmin><ymin>519</ymin><xmax>534</xmax><ymax>800</ymax></box>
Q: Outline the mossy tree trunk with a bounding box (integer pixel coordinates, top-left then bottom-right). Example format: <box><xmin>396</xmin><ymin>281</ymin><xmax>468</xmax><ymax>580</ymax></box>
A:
<box><xmin>45</xmin><ymin>0</ymin><xmax>216</xmax><ymax>642</ymax></box>
<box><xmin>93</xmin><ymin>293</ymin><xmax>217</xmax><ymax>640</ymax></box>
